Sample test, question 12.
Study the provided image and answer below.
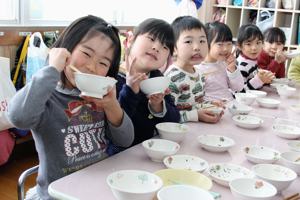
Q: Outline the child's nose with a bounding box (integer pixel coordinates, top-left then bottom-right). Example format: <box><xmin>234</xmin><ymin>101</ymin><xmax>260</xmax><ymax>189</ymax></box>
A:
<box><xmin>85</xmin><ymin>63</ymin><xmax>96</xmax><ymax>74</ymax></box>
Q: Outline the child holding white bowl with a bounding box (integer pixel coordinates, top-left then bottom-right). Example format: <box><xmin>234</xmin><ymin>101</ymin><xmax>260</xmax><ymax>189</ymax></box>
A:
<box><xmin>7</xmin><ymin>15</ymin><xmax>134</xmax><ymax>200</ymax></box>
<box><xmin>116</xmin><ymin>18</ymin><xmax>180</xmax><ymax>146</ymax></box>
<box><xmin>165</xmin><ymin>16</ymin><xmax>224</xmax><ymax>123</ymax></box>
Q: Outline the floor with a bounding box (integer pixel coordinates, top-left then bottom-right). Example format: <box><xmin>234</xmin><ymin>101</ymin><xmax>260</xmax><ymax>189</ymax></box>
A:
<box><xmin>0</xmin><ymin>139</ymin><xmax>38</xmax><ymax>200</ymax></box>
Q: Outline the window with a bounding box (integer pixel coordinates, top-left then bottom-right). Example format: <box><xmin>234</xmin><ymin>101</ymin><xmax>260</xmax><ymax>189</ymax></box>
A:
<box><xmin>22</xmin><ymin>0</ymin><xmax>178</xmax><ymax>26</ymax></box>
<box><xmin>0</xmin><ymin>0</ymin><xmax>18</xmax><ymax>24</ymax></box>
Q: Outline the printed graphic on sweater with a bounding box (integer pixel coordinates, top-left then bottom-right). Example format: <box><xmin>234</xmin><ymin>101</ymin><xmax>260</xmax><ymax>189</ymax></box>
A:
<box><xmin>62</xmin><ymin>100</ymin><xmax>108</xmax><ymax>172</ymax></box>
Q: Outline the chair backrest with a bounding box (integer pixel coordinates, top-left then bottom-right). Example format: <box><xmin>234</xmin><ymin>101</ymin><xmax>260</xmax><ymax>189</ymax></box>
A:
<box><xmin>17</xmin><ymin>165</ymin><xmax>39</xmax><ymax>200</ymax></box>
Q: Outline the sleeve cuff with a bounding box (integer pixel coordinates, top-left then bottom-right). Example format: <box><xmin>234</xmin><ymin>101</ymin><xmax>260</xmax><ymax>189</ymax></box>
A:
<box><xmin>227</xmin><ymin>68</ymin><xmax>240</xmax><ymax>78</ymax></box>
<box><xmin>148</xmin><ymin>99</ymin><xmax>167</xmax><ymax>118</ymax></box>
<box><xmin>180</xmin><ymin>109</ymin><xmax>198</xmax><ymax>122</ymax></box>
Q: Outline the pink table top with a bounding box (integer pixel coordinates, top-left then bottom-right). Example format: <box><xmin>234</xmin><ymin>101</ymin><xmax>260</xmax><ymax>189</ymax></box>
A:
<box><xmin>49</xmin><ymin>86</ymin><xmax>300</xmax><ymax>200</ymax></box>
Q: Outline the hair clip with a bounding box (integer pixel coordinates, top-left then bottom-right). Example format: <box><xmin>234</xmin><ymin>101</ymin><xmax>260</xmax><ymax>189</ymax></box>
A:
<box><xmin>107</xmin><ymin>23</ymin><xmax>112</xmax><ymax>28</ymax></box>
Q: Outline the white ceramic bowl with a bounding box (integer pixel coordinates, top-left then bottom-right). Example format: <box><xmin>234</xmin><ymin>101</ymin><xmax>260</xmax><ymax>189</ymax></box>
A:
<box><xmin>228</xmin><ymin>102</ymin><xmax>253</xmax><ymax>115</ymax></box>
<box><xmin>256</xmin><ymin>98</ymin><xmax>280</xmax><ymax>109</ymax></box>
<box><xmin>157</xmin><ymin>185</ymin><xmax>214</xmax><ymax>200</ymax></box>
<box><xmin>246</xmin><ymin>90</ymin><xmax>267</xmax><ymax>98</ymax></box>
<box><xmin>272</xmin><ymin>120</ymin><xmax>300</xmax><ymax>139</ymax></box>
<box><xmin>235</xmin><ymin>93</ymin><xmax>257</xmax><ymax>105</ymax></box>
<box><xmin>163</xmin><ymin>154</ymin><xmax>208</xmax><ymax>172</ymax></box>
<box><xmin>276</xmin><ymin>85</ymin><xmax>296</xmax><ymax>98</ymax></box>
<box><xmin>287</xmin><ymin>140</ymin><xmax>300</xmax><ymax>152</ymax></box>
<box><xmin>142</xmin><ymin>139</ymin><xmax>180</xmax><ymax>162</ymax></box>
<box><xmin>140</xmin><ymin>77</ymin><xmax>170</xmax><ymax>95</ymax></box>
<box><xmin>74</xmin><ymin>72</ymin><xmax>117</xmax><ymax>98</ymax></box>
<box><xmin>284</xmin><ymin>50</ymin><xmax>300</xmax><ymax>59</ymax></box>
<box><xmin>107</xmin><ymin>170</ymin><xmax>163</xmax><ymax>200</ymax></box>
<box><xmin>208</xmin><ymin>163</ymin><xmax>254</xmax><ymax>187</ymax></box>
<box><xmin>156</xmin><ymin>122</ymin><xmax>189</xmax><ymax>143</ymax></box>
<box><xmin>289</xmin><ymin>104</ymin><xmax>300</xmax><ymax>114</ymax></box>
<box><xmin>281</xmin><ymin>151</ymin><xmax>300</xmax><ymax>175</ymax></box>
<box><xmin>232</xmin><ymin>115</ymin><xmax>263</xmax><ymax>129</ymax></box>
<box><xmin>229</xmin><ymin>178</ymin><xmax>277</xmax><ymax>200</ymax></box>
<box><xmin>243</xmin><ymin>146</ymin><xmax>280</xmax><ymax>164</ymax></box>
<box><xmin>272</xmin><ymin>78</ymin><xmax>291</xmax><ymax>84</ymax></box>
<box><xmin>196</xmin><ymin>103</ymin><xmax>224</xmax><ymax>115</ymax></box>
<box><xmin>252</xmin><ymin>164</ymin><xmax>297</xmax><ymax>192</ymax></box>
<box><xmin>197</xmin><ymin>134</ymin><xmax>235</xmax><ymax>152</ymax></box>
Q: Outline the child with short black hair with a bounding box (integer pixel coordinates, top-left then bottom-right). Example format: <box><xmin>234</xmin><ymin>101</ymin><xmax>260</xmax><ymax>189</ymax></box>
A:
<box><xmin>257</xmin><ymin>27</ymin><xmax>287</xmax><ymax>78</ymax></box>
<box><xmin>236</xmin><ymin>24</ymin><xmax>275</xmax><ymax>90</ymax></box>
<box><xmin>165</xmin><ymin>16</ymin><xmax>223</xmax><ymax>123</ymax></box>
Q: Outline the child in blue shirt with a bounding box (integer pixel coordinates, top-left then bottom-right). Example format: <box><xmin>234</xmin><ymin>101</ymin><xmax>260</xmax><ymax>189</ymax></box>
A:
<box><xmin>117</xmin><ymin>18</ymin><xmax>180</xmax><ymax>145</ymax></box>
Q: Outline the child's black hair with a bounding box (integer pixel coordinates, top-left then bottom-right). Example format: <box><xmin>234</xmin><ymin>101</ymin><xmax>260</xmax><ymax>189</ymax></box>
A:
<box><xmin>171</xmin><ymin>15</ymin><xmax>207</xmax><ymax>45</ymax></box>
<box><xmin>52</xmin><ymin>15</ymin><xmax>121</xmax><ymax>85</ymax></box>
<box><xmin>133</xmin><ymin>18</ymin><xmax>175</xmax><ymax>55</ymax></box>
<box><xmin>205</xmin><ymin>21</ymin><xmax>233</xmax><ymax>49</ymax></box>
<box><xmin>237</xmin><ymin>24</ymin><xmax>264</xmax><ymax>46</ymax></box>
<box><xmin>263</xmin><ymin>27</ymin><xmax>286</xmax><ymax>44</ymax></box>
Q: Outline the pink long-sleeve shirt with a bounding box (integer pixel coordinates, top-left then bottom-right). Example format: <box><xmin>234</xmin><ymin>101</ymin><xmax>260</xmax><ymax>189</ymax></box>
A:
<box><xmin>196</xmin><ymin>61</ymin><xmax>244</xmax><ymax>102</ymax></box>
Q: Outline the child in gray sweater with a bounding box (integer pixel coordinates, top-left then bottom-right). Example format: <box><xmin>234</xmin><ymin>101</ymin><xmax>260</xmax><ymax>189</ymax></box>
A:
<box><xmin>8</xmin><ymin>15</ymin><xmax>134</xmax><ymax>200</ymax></box>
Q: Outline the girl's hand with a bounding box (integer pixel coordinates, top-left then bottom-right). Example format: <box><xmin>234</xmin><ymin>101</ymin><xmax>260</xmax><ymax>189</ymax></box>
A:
<box><xmin>198</xmin><ymin>109</ymin><xmax>222</xmax><ymax>123</ymax></box>
<box><xmin>125</xmin><ymin>50</ymin><xmax>148</xmax><ymax>94</ymax></box>
<box><xmin>258</xmin><ymin>70</ymin><xmax>275</xmax><ymax>84</ymax></box>
<box><xmin>81</xmin><ymin>86</ymin><xmax>123</xmax><ymax>126</ymax></box>
<box><xmin>275</xmin><ymin>50</ymin><xmax>287</xmax><ymax>63</ymax></box>
<box><xmin>82</xmin><ymin>86</ymin><xmax>117</xmax><ymax>111</ymax></box>
<box><xmin>148</xmin><ymin>92</ymin><xmax>165</xmax><ymax>113</ymax></box>
<box><xmin>48</xmin><ymin>48</ymin><xmax>71</xmax><ymax>72</ymax></box>
<box><xmin>226</xmin><ymin>53</ymin><xmax>237</xmax><ymax>73</ymax></box>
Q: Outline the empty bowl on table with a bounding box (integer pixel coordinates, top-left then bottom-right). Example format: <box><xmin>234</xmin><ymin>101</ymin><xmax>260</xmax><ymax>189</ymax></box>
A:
<box><xmin>228</xmin><ymin>102</ymin><xmax>253</xmax><ymax>115</ymax></box>
<box><xmin>272</xmin><ymin>119</ymin><xmax>300</xmax><ymax>139</ymax></box>
<box><xmin>163</xmin><ymin>154</ymin><xmax>208</xmax><ymax>172</ymax></box>
<box><xmin>197</xmin><ymin>134</ymin><xmax>235</xmax><ymax>152</ymax></box>
<box><xmin>252</xmin><ymin>164</ymin><xmax>297</xmax><ymax>192</ymax></box>
<box><xmin>142</xmin><ymin>139</ymin><xmax>180</xmax><ymax>162</ymax></box>
<box><xmin>208</xmin><ymin>163</ymin><xmax>254</xmax><ymax>187</ymax></box>
<box><xmin>157</xmin><ymin>185</ymin><xmax>214</xmax><ymax>200</ymax></box>
<box><xmin>74</xmin><ymin>72</ymin><xmax>117</xmax><ymax>98</ymax></box>
<box><xmin>232</xmin><ymin>115</ymin><xmax>263</xmax><ymax>129</ymax></box>
<box><xmin>229</xmin><ymin>178</ymin><xmax>277</xmax><ymax>200</ymax></box>
<box><xmin>107</xmin><ymin>170</ymin><xmax>163</xmax><ymax>200</ymax></box>
<box><xmin>246</xmin><ymin>90</ymin><xmax>267</xmax><ymax>98</ymax></box>
<box><xmin>140</xmin><ymin>77</ymin><xmax>170</xmax><ymax>96</ymax></box>
<box><xmin>256</xmin><ymin>98</ymin><xmax>280</xmax><ymax>109</ymax></box>
<box><xmin>196</xmin><ymin>103</ymin><xmax>224</xmax><ymax>115</ymax></box>
<box><xmin>272</xmin><ymin>78</ymin><xmax>291</xmax><ymax>84</ymax></box>
<box><xmin>156</xmin><ymin>122</ymin><xmax>189</xmax><ymax>143</ymax></box>
<box><xmin>287</xmin><ymin>140</ymin><xmax>300</xmax><ymax>152</ymax></box>
<box><xmin>280</xmin><ymin>151</ymin><xmax>300</xmax><ymax>175</ymax></box>
<box><xmin>276</xmin><ymin>85</ymin><xmax>296</xmax><ymax>98</ymax></box>
<box><xmin>155</xmin><ymin>169</ymin><xmax>212</xmax><ymax>190</ymax></box>
<box><xmin>243</xmin><ymin>146</ymin><xmax>280</xmax><ymax>164</ymax></box>
<box><xmin>284</xmin><ymin>50</ymin><xmax>300</xmax><ymax>59</ymax></box>
<box><xmin>289</xmin><ymin>104</ymin><xmax>300</xmax><ymax>114</ymax></box>
<box><xmin>235</xmin><ymin>93</ymin><xmax>257</xmax><ymax>105</ymax></box>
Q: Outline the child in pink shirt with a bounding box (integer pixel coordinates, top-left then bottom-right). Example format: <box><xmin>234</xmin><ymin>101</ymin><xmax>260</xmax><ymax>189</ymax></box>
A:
<box><xmin>196</xmin><ymin>22</ymin><xmax>244</xmax><ymax>102</ymax></box>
